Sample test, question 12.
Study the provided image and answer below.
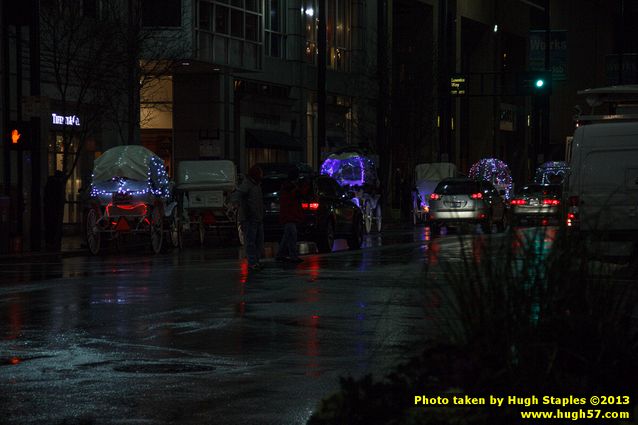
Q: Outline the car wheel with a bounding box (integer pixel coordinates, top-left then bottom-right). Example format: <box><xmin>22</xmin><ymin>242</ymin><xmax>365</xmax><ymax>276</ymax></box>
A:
<box><xmin>375</xmin><ymin>203</ymin><xmax>382</xmax><ymax>233</ymax></box>
<box><xmin>316</xmin><ymin>220</ymin><xmax>335</xmax><ymax>253</ymax></box>
<box><xmin>347</xmin><ymin>214</ymin><xmax>363</xmax><ymax>250</ymax></box>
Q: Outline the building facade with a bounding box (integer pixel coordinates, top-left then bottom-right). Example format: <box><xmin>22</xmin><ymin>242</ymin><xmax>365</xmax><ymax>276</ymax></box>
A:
<box><xmin>141</xmin><ymin>0</ymin><xmax>380</xmax><ymax>175</ymax></box>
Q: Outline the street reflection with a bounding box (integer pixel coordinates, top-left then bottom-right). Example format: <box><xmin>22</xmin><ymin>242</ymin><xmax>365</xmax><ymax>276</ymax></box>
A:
<box><xmin>305</xmin><ymin>314</ymin><xmax>320</xmax><ymax>377</ymax></box>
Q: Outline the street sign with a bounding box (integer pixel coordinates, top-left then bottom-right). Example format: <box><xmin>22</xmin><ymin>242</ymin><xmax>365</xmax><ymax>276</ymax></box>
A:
<box><xmin>529</xmin><ymin>30</ymin><xmax>567</xmax><ymax>81</ymax></box>
<box><xmin>450</xmin><ymin>75</ymin><xmax>467</xmax><ymax>96</ymax></box>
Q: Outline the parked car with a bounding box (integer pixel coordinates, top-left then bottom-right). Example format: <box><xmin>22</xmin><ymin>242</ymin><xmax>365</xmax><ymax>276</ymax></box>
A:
<box><xmin>262</xmin><ymin>173</ymin><xmax>364</xmax><ymax>253</ymax></box>
<box><xmin>510</xmin><ymin>184</ymin><xmax>562</xmax><ymax>226</ymax></box>
<box><xmin>566</xmin><ymin>86</ymin><xmax>638</xmax><ymax>258</ymax></box>
<box><xmin>412</xmin><ymin>162</ymin><xmax>457</xmax><ymax>224</ymax></box>
<box><xmin>428</xmin><ymin>178</ymin><xmax>507</xmax><ymax>234</ymax></box>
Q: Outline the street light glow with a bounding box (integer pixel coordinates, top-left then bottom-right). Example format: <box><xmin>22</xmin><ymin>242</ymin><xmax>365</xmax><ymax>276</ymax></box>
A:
<box><xmin>535</xmin><ymin>79</ymin><xmax>544</xmax><ymax>88</ymax></box>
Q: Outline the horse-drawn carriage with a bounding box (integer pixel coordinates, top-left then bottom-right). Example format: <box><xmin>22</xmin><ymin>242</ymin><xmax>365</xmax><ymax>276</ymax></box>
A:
<box><xmin>534</xmin><ymin>161</ymin><xmax>569</xmax><ymax>185</ymax></box>
<box><xmin>174</xmin><ymin>160</ymin><xmax>239</xmax><ymax>245</ymax></box>
<box><xmin>85</xmin><ymin>145</ymin><xmax>179</xmax><ymax>255</ymax></box>
<box><xmin>320</xmin><ymin>148</ymin><xmax>382</xmax><ymax>233</ymax></box>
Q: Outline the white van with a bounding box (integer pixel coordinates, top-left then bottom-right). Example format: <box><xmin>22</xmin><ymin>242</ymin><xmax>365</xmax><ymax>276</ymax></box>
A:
<box><xmin>566</xmin><ymin>86</ymin><xmax>638</xmax><ymax>257</ymax></box>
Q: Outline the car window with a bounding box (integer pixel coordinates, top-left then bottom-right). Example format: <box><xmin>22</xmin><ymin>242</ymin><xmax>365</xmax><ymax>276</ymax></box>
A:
<box><xmin>435</xmin><ymin>181</ymin><xmax>481</xmax><ymax>195</ymax></box>
<box><xmin>518</xmin><ymin>184</ymin><xmax>561</xmax><ymax>196</ymax></box>
<box><xmin>261</xmin><ymin>178</ymin><xmax>284</xmax><ymax>195</ymax></box>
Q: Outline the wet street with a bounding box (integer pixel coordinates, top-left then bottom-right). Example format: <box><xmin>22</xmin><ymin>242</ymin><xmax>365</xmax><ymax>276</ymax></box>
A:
<box><xmin>0</xmin><ymin>226</ymin><xmax>576</xmax><ymax>424</ymax></box>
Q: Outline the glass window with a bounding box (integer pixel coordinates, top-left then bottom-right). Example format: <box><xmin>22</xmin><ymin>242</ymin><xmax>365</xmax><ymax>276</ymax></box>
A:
<box><xmin>245</xmin><ymin>0</ymin><xmax>259</xmax><ymax>12</ymax></box>
<box><xmin>199</xmin><ymin>2</ymin><xmax>212</xmax><ymax>30</ymax></box>
<box><xmin>435</xmin><ymin>181</ymin><xmax>481</xmax><ymax>195</ymax></box>
<box><xmin>265</xmin><ymin>0</ymin><xmax>284</xmax><ymax>57</ymax></box>
<box><xmin>270</xmin><ymin>0</ymin><xmax>280</xmax><ymax>31</ymax></box>
<box><xmin>245</xmin><ymin>13</ymin><xmax>259</xmax><ymax>41</ymax></box>
<box><xmin>196</xmin><ymin>0</ymin><xmax>262</xmax><ymax>69</ymax></box>
<box><xmin>216</xmin><ymin>5</ymin><xmax>229</xmax><ymax>34</ymax></box>
<box><xmin>231</xmin><ymin>9</ymin><xmax>243</xmax><ymax>37</ymax></box>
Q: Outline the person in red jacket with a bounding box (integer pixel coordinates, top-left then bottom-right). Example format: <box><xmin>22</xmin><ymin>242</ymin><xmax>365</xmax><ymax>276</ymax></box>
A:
<box><xmin>276</xmin><ymin>168</ymin><xmax>306</xmax><ymax>263</ymax></box>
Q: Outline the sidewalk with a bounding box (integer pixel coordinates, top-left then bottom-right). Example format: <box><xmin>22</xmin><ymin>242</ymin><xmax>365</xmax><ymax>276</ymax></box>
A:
<box><xmin>0</xmin><ymin>234</ymin><xmax>87</xmax><ymax>263</ymax></box>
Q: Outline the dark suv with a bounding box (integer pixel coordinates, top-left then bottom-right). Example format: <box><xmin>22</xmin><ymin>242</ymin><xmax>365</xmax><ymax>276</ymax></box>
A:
<box><xmin>262</xmin><ymin>173</ymin><xmax>364</xmax><ymax>253</ymax></box>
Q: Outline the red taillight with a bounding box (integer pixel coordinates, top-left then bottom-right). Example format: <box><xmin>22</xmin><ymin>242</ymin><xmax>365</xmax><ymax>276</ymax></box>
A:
<box><xmin>471</xmin><ymin>192</ymin><xmax>483</xmax><ymax>199</ymax></box>
<box><xmin>510</xmin><ymin>199</ymin><xmax>527</xmax><ymax>205</ymax></box>
<box><xmin>429</xmin><ymin>193</ymin><xmax>440</xmax><ymax>200</ymax></box>
<box><xmin>567</xmin><ymin>213</ymin><xmax>576</xmax><ymax>219</ymax></box>
<box><xmin>302</xmin><ymin>202</ymin><xmax>320</xmax><ymax>210</ymax></box>
<box><xmin>542</xmin><ymin>199</ymin><xmax>560</xmax><ymax>205</ymax></box>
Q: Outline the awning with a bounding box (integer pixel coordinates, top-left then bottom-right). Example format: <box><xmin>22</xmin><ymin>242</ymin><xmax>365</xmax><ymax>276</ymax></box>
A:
<box><xmin>245</xmin><ymin>128</ymin><xmax>302</xmax><ymax>151</ymax></box>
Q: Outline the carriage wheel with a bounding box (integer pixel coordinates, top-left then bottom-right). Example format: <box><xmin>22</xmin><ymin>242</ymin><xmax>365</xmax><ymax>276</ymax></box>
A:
<box><xmin>168</xmin><ymin>207</ymin><xmax>182</xmax><ymax>250</ymax></box>
<box><xmin>375</xmin><ymin>203</ymin><xmax>382</xmax><ymax>233</ymax></box>
<box><xmin>150</xmin><ymin>206</ymin><xmax>164</xmax><ymax>254</ymax></box>
<box><xmin>363</xmin><ymin>201</ymin><xmax>373</xmax><ymax>234</ymax></box>
<box><xmin>197</xmin><ymin>216</ymin><xmax>206</xmax><ymax>246</ymax></box>
<box><xmin>86</xmin><ymin>208</ymin><xmax>101</xmax><ymax>255</ymax></box>
<box><xmin>236</xmin><ymin>213</ymin><xmax>245</xmax><ymax>246</ymax></box>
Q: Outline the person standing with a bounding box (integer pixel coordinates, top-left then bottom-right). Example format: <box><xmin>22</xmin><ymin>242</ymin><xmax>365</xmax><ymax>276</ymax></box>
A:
<box><xmin>276</xmin><ymin>168</ymin><xmax>305</xmax><ymax>263</ymax></box>
<box><xmin>234</xmin><ymin>165</ymin><xmax>264</xmax><ymax>270</ymax></box>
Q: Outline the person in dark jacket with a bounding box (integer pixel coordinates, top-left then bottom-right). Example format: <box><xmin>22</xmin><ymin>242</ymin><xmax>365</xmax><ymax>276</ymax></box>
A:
<box><xmin>276</xmin><ymin>168</ymin><xmax>306</xmax><ymax>263</ymax></box>
<box><xmin>233</xmin><ymin>165</ymin><xmax>264</xmax><ymax>270</ymax></box>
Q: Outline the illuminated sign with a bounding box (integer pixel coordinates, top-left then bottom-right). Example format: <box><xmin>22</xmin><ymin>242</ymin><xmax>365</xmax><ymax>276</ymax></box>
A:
<box><xmin>51</xmin><ymin>113</ymin><xmax>81</xmax><ymax>126</ymax></box>
<box><xmin>11</xmin><ymin>129</ymin><xmax>21</xmax><ymax>144</ymax></box>
<box><xmin>450</xmin><ymin>75</ymin><xmax>467</xmax><ymax>96</ymax></box>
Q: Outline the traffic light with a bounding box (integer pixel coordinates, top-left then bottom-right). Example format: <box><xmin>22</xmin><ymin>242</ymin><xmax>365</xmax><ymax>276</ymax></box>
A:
<box><xmin>519</xmin><ymin>71</ymin><xmax>552</xmax><ymax>96</ymax></box>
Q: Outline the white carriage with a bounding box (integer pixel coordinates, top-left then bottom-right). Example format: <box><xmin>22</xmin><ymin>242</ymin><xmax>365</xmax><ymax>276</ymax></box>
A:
<box><xmin>85</xmin><ymin>146</ymin><xmax>179</xmax><ymax>255</ymax></box>
<box><xmin>175</xmin><ymin>160</ymin><xmax>238</xmax><ymax>245</ymax></box>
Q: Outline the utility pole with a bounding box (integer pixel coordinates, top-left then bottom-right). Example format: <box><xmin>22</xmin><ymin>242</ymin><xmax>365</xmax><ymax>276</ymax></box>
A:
<box><xmin>317</xmin><ymin>0</ymin><xmax>326</xmax><ymax>169</ymax></box>
<box><xmin>540</xmin><ymin>0</ymin><xmax>550</xmax><ymax>166</ymax></box>
<box><xmin>437</xmin><ymin>0</ymin><xmax>454</xmax><ymax>162</ymax></box>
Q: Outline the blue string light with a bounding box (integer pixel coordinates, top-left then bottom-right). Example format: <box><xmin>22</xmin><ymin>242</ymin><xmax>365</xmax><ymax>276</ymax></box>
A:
<box><xmin>469</xmin><ymin>158</ymin><xmax>513</xmax><ymax>199</ymax></box>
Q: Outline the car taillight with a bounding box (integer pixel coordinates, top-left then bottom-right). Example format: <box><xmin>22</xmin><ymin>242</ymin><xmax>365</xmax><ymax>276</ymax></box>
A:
<box><xmin>302</xmin><ymin>202</ymin><xmax>320</xmax><ymax>210</ymax></box>
<box><xmin>471</xmin><ymin>192</ymin><xmax>483</xmax><ymax>199</ymax></box>
<box><xmin>510</xmin><ymin>199</ymin><xmax>526</xmax><ymax>205</ymax></box>
<box><xmin>429</xmin><ymin>193</ymin><xmax>440</xmax><ymax>200</ymax></box>
<box><xmin>542</xmin><ymin>199</ymin><xmax>560</xmax><ymax>205</ymax></box>
<box><xmin>567</xmin><ymin>195</ymin><xmax>579</xmax><ymax>228</ymax></box>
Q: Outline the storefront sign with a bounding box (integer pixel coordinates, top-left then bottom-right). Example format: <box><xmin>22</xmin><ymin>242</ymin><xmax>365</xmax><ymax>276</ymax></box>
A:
<box><xmin>51</xmin><ymin>113</ymin><xmax>81</xmax><ymax>126</ymax></box>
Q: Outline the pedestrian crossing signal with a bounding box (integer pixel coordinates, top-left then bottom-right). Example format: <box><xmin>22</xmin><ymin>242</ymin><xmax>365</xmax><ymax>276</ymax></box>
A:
<box><xmin>11</xmin><ymin>129</ymin><xmax>21</xmax><ymax>144</ymax></box>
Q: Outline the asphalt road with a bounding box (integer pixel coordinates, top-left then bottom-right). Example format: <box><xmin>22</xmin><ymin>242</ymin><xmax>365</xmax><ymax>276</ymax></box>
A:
<box><xmin>1</xmin><ymin>225</ymin><xmax>629</xmax><ymax>424</ymax></box>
